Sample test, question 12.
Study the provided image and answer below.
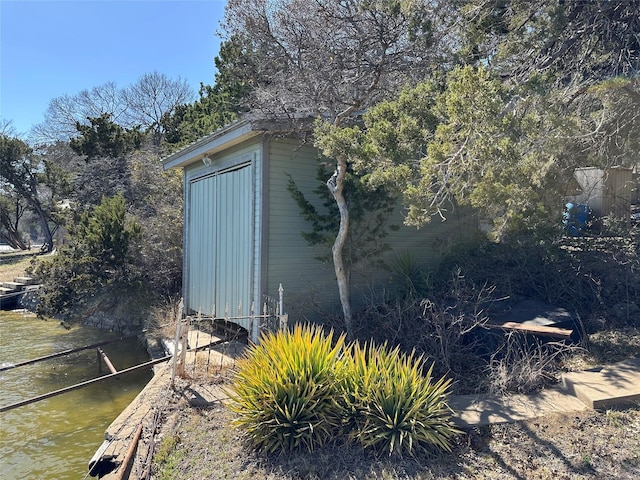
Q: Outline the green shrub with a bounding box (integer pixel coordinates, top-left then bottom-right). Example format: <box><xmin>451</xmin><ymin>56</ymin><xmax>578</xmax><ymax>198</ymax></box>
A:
<box><xmin>228</xmin><ymin>325</ymin><xmax>459</xmax><ymax>456</ymax></box>
<box><xmin>30</xmin><ymin>194</ymin><xmax>143</xmax><ymax>318</ymax></box>
<box><xmin>227</xmin><ymin>324</ymin><xmax>345</xmax><ymax>453</ymax></box>
<box><xmin>340</xmin><ymin>342</ymin><xmax>460</xmax><ymax>456</ymax></box>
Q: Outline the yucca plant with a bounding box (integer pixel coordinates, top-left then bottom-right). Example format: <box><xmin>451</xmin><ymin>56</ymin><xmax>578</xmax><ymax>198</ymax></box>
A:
<box><xmin>333</xmin><ymin>340</ymin><xmax>369</xmax><ymax>435</ymax></box>
<box><xmin>226</xmin><ymin>324</ymin><xmax>346</xmax><ymax>453</ymax></box>
<box><xmin>341</xmin><ymin>341</ymin><xmax>460</xmax><ymax>456</ymax></box>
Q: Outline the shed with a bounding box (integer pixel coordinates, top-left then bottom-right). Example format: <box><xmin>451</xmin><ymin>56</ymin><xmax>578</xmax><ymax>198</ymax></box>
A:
<box><xmin>567</xmin><ymin>167</ymin><xmax>633</xmax><ymax>217</ymax></box>
<box><xmin>163</xmin><ymin>119</ymin><xmax>477</xmax><ymax>341</ymax></box>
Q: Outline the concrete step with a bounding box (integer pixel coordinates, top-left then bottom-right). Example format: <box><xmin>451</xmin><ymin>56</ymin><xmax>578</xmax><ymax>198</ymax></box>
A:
<box><xmin>561</xmin><ymin>357</ymin><xmax>640</xmax><ymax>409</ymax></box>
<box><xmin>2</xmin><ymin>281</ymin><xmax>26</xmax><ymax>290</ymax></box>
<box><xmin>13</xmin><ymin>276</ymin><xmax>36</xmax><ymax>285</ymax></box>
<box><xmin>449</xmin><ymin>388</ymin><xmax>588</xmax><ymax>427</ymax></box>
<box><xmin>0</xmin><ymin>286</ymin><xmax>16</xmax><ymax>295</ymax></box>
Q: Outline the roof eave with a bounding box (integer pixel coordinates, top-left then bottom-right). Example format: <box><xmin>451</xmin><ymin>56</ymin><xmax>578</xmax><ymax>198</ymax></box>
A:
<box><xmin>162</xmin><ymin>120</ymin><xmax>260</xmax><ymax>170</ymax></box>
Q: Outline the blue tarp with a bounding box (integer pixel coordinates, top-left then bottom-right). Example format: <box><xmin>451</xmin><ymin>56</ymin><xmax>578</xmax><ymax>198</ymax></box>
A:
<box><xmin>563</xmin><ymin>202</ymin><xmax>590</xmax><ymax>236</ymax></box>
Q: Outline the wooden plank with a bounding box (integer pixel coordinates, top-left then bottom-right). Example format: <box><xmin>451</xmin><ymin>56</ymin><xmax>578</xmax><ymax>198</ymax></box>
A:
<box><xmin>486</xmin><ymin>321</ymin><xmax>573</xmax><ymax>339</ymax></box>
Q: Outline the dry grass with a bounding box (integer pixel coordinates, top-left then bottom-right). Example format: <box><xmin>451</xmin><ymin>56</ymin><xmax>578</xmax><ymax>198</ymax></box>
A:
<box><xmin>487</xmin><ymin>334</ymin><xmax>583</xmax><ymax>395</ymax></box>
<box><xmin>0</xmin><ymin>249</ymin><xmax>42</xmax><ymax>281</ymax></box>
<box><xmin>143</xmin><ymin>323</ymin><xmax>640</xmax><ymax>479</ymax></box>
<box><xmin>149</xmin><ymin>376</ymin><xmax>640</xmax><ymax>480</ymax></box>
<box><xmin>562</xmin><ymin>327</ymin><xmax>640</xmax><ymax>371</ymax></box>
<box><xmin>147</xmin><ymin>300</ymin><xmax>183</xmax><ymax>339</ymax></box>
<box><xmin>140</xmin><ymin>301</ymin><xmax>640</xmax><ymax>479</ymax></box>
<box><xmin>184</xmin><ymin>340</ymin><xmax>245</xmax><ymax>380</ymax></box>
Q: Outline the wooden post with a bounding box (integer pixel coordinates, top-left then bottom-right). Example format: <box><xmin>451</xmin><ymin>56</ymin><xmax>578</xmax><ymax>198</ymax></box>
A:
<box><xmin>97</xmin><ymin>348</ymin><xmax>117</xmax><ymax>375</ymax></box>
<box><xmin>0</xmin><ymin>335</ymin><xmax>140</xmax><ymax>373</ymax></box>
<box><xmin>278</xmin><ymin>284</ymin><xmax>286</xmax><ymax>330</ymax></box>
<box><xmin>171</xmin><ymin>319</ymin><xmax>183</xmax><ymax>386</ymax></box>
<box><xmin>177</xmin><ymin>316</ymin><xmax>190</xmax><ymax>378</ymax></box>
<box><xmin>279</xmin><ymin>313</ymin><xmax>288</xmax><ymax>331</ymax></box>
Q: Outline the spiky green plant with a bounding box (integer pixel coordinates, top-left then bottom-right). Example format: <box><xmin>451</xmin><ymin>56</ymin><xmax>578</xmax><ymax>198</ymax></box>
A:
<box><xmin>333</xmin><ymin>340</ymin><xmax>369</xmax><ymax>436</ymax></box>
<box><xmin>340</xmin><ymin>342</ymin><xmax>460</xmax><ymax>456</ymax></box>
<box><xmin>227</xmin><ymin>324</ymin><xmax>346</xmax><ymax>453</ymax></box>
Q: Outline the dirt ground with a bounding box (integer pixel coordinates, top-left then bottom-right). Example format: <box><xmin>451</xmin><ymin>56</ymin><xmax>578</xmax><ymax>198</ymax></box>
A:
<box><xmin>146</xmin><ymin>375</ymin><xmax>640</xmax><ymax>480</ymax></box>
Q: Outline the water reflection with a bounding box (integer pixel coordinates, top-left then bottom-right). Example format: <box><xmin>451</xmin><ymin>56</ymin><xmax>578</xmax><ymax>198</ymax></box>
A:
<box><xmin>0</xmin><ymin>310</ymin><xmax>152</xmax><ymax>480</ymax></box>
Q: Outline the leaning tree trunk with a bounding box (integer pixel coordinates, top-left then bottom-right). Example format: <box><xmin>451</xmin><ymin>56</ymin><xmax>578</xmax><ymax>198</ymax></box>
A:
<box><xmin>0</xmin><ymin>230</ymin><xmax>27</xmax><ymax>250</ymax></box>
<box><xmin>0</xmin><ymin>197</ymin><xmax>27</xmax><ymax>249</ymax></box>
<box><xmin>33</xmin><ymin>204</ymin><xmax>54</xmax><ymax>252</ymax></box>
<box><xmin>327</xmin><ymin>155</ymin><xmax>353</xmax><ymax>338</ymax></box>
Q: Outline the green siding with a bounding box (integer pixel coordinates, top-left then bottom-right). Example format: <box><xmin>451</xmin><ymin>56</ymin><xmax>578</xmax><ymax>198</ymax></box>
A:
<box><xmin>181</xmin><ymin>133</ymin><xmax>479</xmax><ymax>330</ymax></box>
<box><xmin>264</xmin><ymin>137</ymin><xmax>478</xmax><ymax>321</ymax></box>
<box><xmin>350</xmin><ymin>205</ymin><xmax>478</xmax><ymax>310</ymax></box>
<box><xmin>266</xmin><ymin>139</ymin><xmax>339</xmax><ymax>320</ymax></box>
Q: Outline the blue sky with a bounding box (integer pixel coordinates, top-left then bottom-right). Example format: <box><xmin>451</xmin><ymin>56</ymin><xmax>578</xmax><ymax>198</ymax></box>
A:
<box><xmin>0</xmin><ymin>0</ymin><xmax>227</xmax><ymax>136</ymax></box>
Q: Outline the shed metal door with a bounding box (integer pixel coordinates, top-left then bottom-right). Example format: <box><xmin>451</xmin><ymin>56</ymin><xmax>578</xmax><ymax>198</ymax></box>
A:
<box><xmin>187</xmin><ymin>163</ymin><xmax>254</xmax><ymax>324</ymax></box>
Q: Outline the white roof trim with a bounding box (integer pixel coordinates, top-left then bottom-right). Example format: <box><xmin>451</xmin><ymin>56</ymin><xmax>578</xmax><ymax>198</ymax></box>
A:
<box><xmin>162</xmin><ymin>120</ymin><xmax>260</xmax><ymax>170</ymax></box>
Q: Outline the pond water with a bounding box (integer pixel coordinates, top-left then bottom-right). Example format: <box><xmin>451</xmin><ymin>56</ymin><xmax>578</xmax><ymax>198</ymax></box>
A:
<box><xmin>0</xmin><ymin>310</ymin><xmax>152</xmax><ymax>479</ymax></box>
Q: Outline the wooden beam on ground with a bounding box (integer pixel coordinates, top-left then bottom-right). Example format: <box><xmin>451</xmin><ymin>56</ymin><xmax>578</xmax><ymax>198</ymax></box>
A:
<box><xmin>486</xmin><ymin>322</ymin><xmax>574</xmax><ymax>340</ymax></box>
